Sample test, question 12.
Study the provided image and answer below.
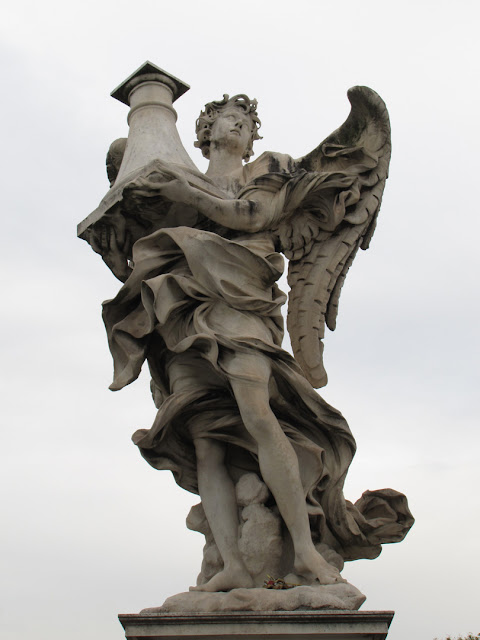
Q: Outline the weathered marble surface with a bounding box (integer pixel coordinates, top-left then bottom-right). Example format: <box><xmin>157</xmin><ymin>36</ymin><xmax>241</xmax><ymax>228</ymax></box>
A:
<box><xmin>147</xmin><ymin>583</ymin><xmax>365</xmax><ymax>613</ymax></box>
<box><xmin>79</xmin><ymin>62</ymin><xmax>414</xmax><ymax>602</ymax></box>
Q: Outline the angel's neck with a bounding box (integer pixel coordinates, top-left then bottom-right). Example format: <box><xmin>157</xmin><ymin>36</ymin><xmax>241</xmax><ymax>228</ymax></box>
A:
<box><xmin>206</xmin><ymin>149</ymin><xmax>244</xmax><ymax>181</ymax></box>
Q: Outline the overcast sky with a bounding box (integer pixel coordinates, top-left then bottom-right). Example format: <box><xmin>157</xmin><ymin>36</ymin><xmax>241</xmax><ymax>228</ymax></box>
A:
<box><xmin>1</xmin><ymin>1</ymin><xmax>479</xmax><ymax>639</ymax></box>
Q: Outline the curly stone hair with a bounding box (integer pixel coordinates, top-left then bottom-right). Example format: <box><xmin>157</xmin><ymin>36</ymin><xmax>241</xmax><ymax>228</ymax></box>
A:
<box><xmin>194</xmin><ymin>94</ymin><xmax>262</xmax><ymax>162</ymax></box>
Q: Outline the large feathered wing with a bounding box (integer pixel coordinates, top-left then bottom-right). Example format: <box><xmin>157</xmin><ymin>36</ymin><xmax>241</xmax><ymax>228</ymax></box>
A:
<box><xmin>277</xmin><ymin>86</ymin><xmax>391</xmax><ymax>388</ymax></box>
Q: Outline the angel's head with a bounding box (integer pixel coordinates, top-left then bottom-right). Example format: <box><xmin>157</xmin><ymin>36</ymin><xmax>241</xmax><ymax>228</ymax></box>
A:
<box><xmin>194</xmin><ymin>94</ymin><xmax>262</xmax><ymax>162</ymax></box>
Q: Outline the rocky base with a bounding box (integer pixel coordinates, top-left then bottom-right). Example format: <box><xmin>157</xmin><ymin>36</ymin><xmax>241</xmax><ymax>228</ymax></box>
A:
<box><xmin>141</xmin><ymin>583</ymin><xmax>366</xmax><ymax>613</ymax></box>
<box><xmin>187</xmin><ymin>474</ymin><xmax>346</xmax><ymax>588</ymax></box>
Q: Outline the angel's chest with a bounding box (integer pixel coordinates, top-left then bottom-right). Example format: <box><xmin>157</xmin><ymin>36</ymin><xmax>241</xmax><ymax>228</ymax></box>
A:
<box><xmin>210</xmin><ymin>175</ymin><xmax>245</xmax><ymax>199</ymax></box>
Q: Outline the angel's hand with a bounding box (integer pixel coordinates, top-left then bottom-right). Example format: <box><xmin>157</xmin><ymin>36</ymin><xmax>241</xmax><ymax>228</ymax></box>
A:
<box><xmin>126</xmin><ymin>160</ymin><xmax>194</xmax><ymax>204</ymax></box>
<box><xmin>90</xmin><ymin>221</ymin><xmax>132</xmax><ymax>283</ymax></box>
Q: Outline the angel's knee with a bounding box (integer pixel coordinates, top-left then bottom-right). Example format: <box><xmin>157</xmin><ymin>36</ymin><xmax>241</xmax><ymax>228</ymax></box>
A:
<box><xmin>232</xmin><ymin>384</ymin><xmax>280</xmax><ymax>445</ymax></box>
<box><xmin>194</xmin><ymin>437</ymin><xmax>226</xmax><ymax>469</ymax></box>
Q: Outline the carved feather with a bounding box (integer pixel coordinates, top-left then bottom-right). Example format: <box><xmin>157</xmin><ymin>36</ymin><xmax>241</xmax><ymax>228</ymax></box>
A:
<box><xmin>281</xmin><ymin>86</ymin><xmax>391</xmax><ymax>388</ymax></box>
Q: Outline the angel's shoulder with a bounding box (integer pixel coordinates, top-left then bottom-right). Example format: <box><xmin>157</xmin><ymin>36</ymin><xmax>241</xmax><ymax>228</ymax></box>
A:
<box><xmin>244</xmin><ymin>151</ymin><xmax>298</xmax><ymax>182</ymax></box>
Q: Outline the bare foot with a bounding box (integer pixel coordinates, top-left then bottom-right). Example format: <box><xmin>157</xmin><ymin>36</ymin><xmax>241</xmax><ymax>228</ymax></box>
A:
<box><xmin>294</xmin><ymin>548</ymin><xmax>346</xmax><ymax>585</ymax></box>
<box><xmin>190</xmin><ymin>566</ymin><xmax>254</xmax><ymax>592</ymax></box>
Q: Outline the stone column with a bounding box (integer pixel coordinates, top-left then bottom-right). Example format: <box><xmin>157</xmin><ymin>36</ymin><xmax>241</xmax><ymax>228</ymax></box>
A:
<box><xmin>110</xmin><ymin>61</ymin><xmax>198</xmax><ymax>186</ymax></box>
<box><xmin>77</xmin><ymin>62</ymin><xmax>222</xmax><ymax>251</ymax></box>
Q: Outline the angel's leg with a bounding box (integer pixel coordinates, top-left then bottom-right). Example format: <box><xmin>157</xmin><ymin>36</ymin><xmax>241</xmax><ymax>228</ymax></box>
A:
<box><xmin>190</xmin><ymin>437</ymin><xmax>253</xmax><ymax>592</ymax></box>
<box><xmin>228</xmin><ymin>353</ymin><xmax>343</xmax><ymax>585</ymax></box>
<box><xmin>167</xmin><ymin>354</ymin><xmax>252</xmax><ymax>592</ymax></box>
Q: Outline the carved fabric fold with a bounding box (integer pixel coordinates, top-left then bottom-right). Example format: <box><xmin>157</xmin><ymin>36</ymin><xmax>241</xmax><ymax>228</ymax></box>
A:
<box><xmin>102</xmin><ymin>215</ymin><xmax>412</xmax><ymax>561</ymax></box>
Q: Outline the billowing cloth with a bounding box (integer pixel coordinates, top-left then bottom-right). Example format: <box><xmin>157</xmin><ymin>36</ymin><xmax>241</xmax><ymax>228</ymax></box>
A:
<box><xmin>102</xmin><ymin>154</ymin><xmax>413</xmax><ymax>561</ymax></box>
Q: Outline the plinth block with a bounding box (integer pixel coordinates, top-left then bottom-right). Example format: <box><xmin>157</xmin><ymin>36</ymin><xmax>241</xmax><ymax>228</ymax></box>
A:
<box><xmin>119</xmin><ymin>610</ymin><xmax>394</xmax><ymax>640</ymax></box>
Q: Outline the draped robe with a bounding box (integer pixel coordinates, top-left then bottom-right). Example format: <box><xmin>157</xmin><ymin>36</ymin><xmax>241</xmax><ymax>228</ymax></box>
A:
<box><xmin>102</xmin><ymin>151</ymin><xmax>414</xmax><ymax>562</ymax></box>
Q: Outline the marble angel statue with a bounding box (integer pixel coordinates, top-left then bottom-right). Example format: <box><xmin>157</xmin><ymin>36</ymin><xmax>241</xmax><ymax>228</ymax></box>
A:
<box><xmin>89</xmin><ymin>84</ymin><xmax>414</xmax><ymax>592</ymax></box>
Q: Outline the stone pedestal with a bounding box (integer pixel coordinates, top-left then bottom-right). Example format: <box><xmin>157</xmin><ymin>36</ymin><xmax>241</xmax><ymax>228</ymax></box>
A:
<box><xmin>119</xmin><ymin>610</ymin><xmax>394</xmax><ymax>640</ymax></box>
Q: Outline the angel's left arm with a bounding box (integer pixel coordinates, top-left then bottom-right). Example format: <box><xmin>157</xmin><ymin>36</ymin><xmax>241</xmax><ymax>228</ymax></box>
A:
<box><xmin>177</xmin><ymin>188</ymin><xmax>274</xmax><ymax>233</ymax></box>
<box><xmin>176</xmin><ymin>169</ymin><xmax>361</xmax><ymax>235</ymax></box>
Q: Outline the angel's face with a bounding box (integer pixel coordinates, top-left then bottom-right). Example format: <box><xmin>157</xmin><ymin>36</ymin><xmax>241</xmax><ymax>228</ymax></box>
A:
<box><xmin>210</xmin><ymin>107</ymin><xmax>253</xmax><ymax>157</ymax></box>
